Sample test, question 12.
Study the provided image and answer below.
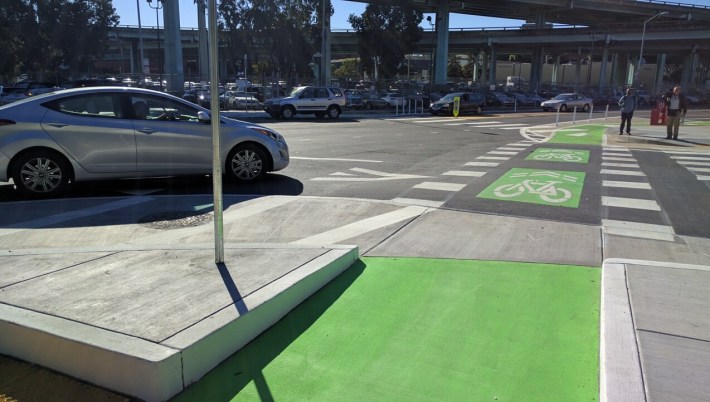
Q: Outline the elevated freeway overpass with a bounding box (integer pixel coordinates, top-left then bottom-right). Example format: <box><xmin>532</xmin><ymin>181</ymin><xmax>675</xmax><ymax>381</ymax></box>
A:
<box><xmin>106</xmin><ymin>0</ymin><xmax>709</xmax><ymax>93</ymax></box>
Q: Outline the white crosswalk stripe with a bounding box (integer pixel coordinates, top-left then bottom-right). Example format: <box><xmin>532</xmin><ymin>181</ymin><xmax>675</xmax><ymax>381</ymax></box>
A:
<box><xmin>443</xmin><ymin>171</ymin><xmax>487</xmax><ymax>177</ymax></box>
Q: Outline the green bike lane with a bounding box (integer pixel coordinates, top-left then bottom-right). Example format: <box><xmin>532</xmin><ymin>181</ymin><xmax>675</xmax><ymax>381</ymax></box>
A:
<box><xmin>173</xmin><ymin>257</ymin><xmax>600</xmax><ymax>402</ymax></box>
<box><xmin>172</xmin><ymin>126</ymin><xmax>606</xmax><ymax>401</ymax></box>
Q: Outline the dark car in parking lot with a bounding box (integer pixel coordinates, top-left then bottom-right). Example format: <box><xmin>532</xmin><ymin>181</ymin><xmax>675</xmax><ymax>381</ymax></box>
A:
<box><xmin>430</xmin><ymin>92</ymin><xmax>485</xmax><ymax>116</ymax></box>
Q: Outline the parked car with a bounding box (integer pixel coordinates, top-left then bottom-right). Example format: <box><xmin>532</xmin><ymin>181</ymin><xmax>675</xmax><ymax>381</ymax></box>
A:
<box><xmin>541</xmin><ymin>93</ymin><xmax>593</xmax><ymax>112</ymax></box>
<box><xmin>263</xmin><ymin>86</ymin><xmax>346</xmax><ymax>119</ymax></box>
<box><xmin>359</xmin><ymin>93</ymin><xmax>389</xmax><ymax>110</ymax></box>
<box><xmin>485</xmin><ymin>92</ymin><xmax>515</xmax><ymax>107</ymax></box>
<box><xmin>430</xmin><ymin>92</ymin><xmax>485</xmax><ymax>116</ymax></box>
<box><xmin>344</xmin><ymin>90</ymin><xmax>364</xmax><ymax>108</ymax></box>
<box><xmin>220</xmin><ymin>91</ymin><xmax>260</xmax><ymax>110</ymax></box>
<box><xmin>0</xmin><ymin>87</ymin><xmax>30</xmax><ymax>105</ymax></box>
<box><xmin>0</xmin><ymin>86</ymin><xmax>290</xmax><ymax>197</ymax></box>
<box><xmin>382</xmin><ymin>92</ymin><xmax>407</xmax><ymax>108</ymax></box>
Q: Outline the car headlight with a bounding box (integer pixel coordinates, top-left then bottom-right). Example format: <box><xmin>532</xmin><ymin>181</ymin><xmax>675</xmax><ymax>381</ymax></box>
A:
<box><xmin>250</xmin><ymin>127</ymin><xmax>283</xmax><ymax>142</ymax></box>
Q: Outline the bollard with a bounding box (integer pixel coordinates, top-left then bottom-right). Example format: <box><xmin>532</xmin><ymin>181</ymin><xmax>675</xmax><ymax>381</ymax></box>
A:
<box><xmin>514</xmin><ymin>99</ymin><xmax>518</xmax><ymax>112</ymax></box>
<box><xmin>572</xmin><ymin>106</ymin><xmax>577</xmax><ymax>124</ymax></box>
<box><xmin>588</xmin><ymin>105</ymin><xmax>593</xmax><ymax>122</ymax></box>
<box><xmin>605</xmin><ymin>104</ymin><xmax>609</xmax><ymax>120</ymax></box>
<box><xmin>555</xmin><ymin>106</ymin><xmax>561</xmax><ymax>127</ymax></box>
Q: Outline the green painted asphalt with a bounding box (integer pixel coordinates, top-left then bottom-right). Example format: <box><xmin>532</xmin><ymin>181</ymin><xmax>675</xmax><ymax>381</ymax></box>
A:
<box><xmin>549</xmin><ymin>125</ymin><xmax>605</xmax><ymax>145</ymax></box>
<box><xmin>477</xmin><ymin>168</ymin><xmax>586</xmax><ymax>208</ymax></box>
<box><xmin>173</xmin><ymin>258</ymin><xmax>600</xmax><ymax>402</ymax></box>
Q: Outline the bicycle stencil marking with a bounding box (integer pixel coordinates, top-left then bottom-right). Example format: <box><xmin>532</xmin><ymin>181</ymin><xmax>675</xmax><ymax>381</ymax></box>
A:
<box><xmin>477</xmin><ymin>168</ymin><xmax>586</xmax><ymax>208</ymax></box>
<box><xmin>526</xmin><ymin>148</ymin><xmax>590</xmax><ymax>164</ymax></box>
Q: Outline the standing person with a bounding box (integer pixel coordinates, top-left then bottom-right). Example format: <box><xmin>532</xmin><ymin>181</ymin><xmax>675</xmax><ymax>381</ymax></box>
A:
<box><xmin>618</xmin><ymin>88</ymin><xmax>637</xmax><ymax>135</ymax></box>
<box><xmin>662</xmin><ymin>86</ymin><xmax>688</xmax><ymax>140</ymax></box>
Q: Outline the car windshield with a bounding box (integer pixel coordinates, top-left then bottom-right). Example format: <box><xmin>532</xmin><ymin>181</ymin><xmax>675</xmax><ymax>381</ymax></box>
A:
<box><xmin>289</xmin><ymin>87</ymin><xmax>306</xmax><ymax>97</ymax></box>
<box><xmin>440</xmin><ymin>93</ymin><xmax>463</xmax><ymax>101</ymax></box>
<box><xmin>553</xmin><ymin>94</ymin><xmax>572</xmax><ymax>100</ymax></box>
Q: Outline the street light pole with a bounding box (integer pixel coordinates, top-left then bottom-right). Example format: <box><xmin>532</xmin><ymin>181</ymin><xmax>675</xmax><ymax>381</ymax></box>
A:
<box><xmin>637</xmin><ymin>11</ymin><xmax>668</xmax><ymax>86</ymax></box>
<box><xmin>136</xmin><ymin>0</ymin><xmax>145</xmax><ymax>84</ymax></box>
<box><xmin>147</xmin><ymin>0</ymin><xmax>163</xmax><ymax>90</ymax></box>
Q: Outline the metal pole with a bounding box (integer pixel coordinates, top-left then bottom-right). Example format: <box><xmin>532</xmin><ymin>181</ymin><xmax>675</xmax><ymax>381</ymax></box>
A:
<box><xmin>136</xmin><ymin>0</ymin><xmax>145</xmax><ymax>83</ymax></box>
<box><xmin>208</xmin><ymin>0</ymin><xmax>224</xmax><ymax>263</ymax></box>
<box><xmin>637</xmin><ymin>11</ymin><xmax>667</xmax><ymax>86</ymax></box>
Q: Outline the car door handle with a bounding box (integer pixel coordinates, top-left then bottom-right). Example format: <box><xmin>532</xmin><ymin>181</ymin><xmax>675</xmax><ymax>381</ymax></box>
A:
<box><xmin>45</xmin><ymin>122</ymin><xmax>68</xmax><ymax>128</ymax></box>
<box><xmin>137</xmin><ymin>128</ymin><xmax>157</xmax><ymax>134</ymax></box>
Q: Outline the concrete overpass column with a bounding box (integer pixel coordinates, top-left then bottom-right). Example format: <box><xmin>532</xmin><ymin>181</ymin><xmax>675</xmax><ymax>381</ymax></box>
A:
<box><xmin>163</xmin><ymin>1</ymin><xmax>184</xmax><ymax>93</ymax></box>
<box><xmin>434</xmin><ymin>0</ymin><xmax>450</xmax><ymax>85</ymax></box>
<box><xmin>479</xmin><ymin>51</ymin><xmax>488</xmax><ymax>86</ymax></box>
<box><xmin>552</xmin><ymin>56</ymin><xmax>560</xmax><ymax>85</ymax></box>
<box><xmin>574</xmin><ymin>46</ymin><xmax>582</xmax><ymax>91</ymax></box>
<box><xmin>609</xmin><ymin>53</ymin><xmax>619</xmax><ymax>90</ymax></box>
<box><xmin>655</xmin><ymin>53</ymin><xmax>666</xmax><ymax>95</ymax></box>
<box><xmin>489</xmin><ymin>46</ymin><xmax>497</xmax><ymax>89</ymax></box>
<box><xmin>530</xmin><ymin>47</ymin><xmax>544</xmax><ymax>92</ymax></box>
<box><xmin>197</xmin><ymin>1</ymin><xmax>208</xmax><ymax>83</ymax></box>
<box><xmin>598</xmin><ymin>35</ymin><xmax>610</xmax><ymax>91</ymax></box>
<box><xmin>681</xmin><ymin>49</ymin><xmax>698</xmax><ymax>89</ymax></box>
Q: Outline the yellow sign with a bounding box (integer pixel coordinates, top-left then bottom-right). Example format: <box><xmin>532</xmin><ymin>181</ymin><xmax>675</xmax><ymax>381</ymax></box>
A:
<box><xmin>453</xmin><ymin>96</ymin><xmax>461</xmax><ymax>117</ymax></box>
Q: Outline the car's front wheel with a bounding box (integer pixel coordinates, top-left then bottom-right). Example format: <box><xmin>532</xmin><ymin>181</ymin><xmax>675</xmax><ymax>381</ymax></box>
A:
<box><xmin>327</xmin><ymin>105</ymin><xmax>341</xmax><ymax>119</ymax></box>
<box><xmin>12</xmin><ymin>150</ymin><xmax>72</xmax><ymax>197</ymax></box>
<box><xmin>281</xmin><ymin>106</ymin><xmax>295</xmax><ymax>120</ymax></box>
<box><xmin>560</xmin><ymin>104</ymin><xmax>568</xmax><ymax>112</ymax></box>
<box><xmin>582</xmin><ymin>104</ymin><xmax>590</xmax><ymax>112</ymax></box>
<box><xmin>226</xmin><ymin>144</ymin><xmax>267</xmax><ymax>182</ymax></box>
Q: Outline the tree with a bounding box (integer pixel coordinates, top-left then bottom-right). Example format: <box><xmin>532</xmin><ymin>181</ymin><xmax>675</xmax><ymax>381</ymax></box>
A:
<box><xmin>0</xmin><ymin>0</ymin><xmax>118</xmax><ymax>82</ymax></box>
<box><xmin>347</xmin><ymin>0</ymin><xmax>423</xmax><ymax>79</ymax></box>
<box><xmin>332</xmin><ymin>58</ymin><xmax>358</xmax><ymax>79</ymax></box>
<box><xmin>219</xmin><ymin>0</ymin><xmax>331</xmax><ymax>81</ymax></box>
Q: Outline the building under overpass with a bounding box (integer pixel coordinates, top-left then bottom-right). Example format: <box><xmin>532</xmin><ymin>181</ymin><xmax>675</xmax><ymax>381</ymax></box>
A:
<box><xmin>101</xmin><ymin>0</ymin><xmax>710</xmax><ymax>94</ymax></box>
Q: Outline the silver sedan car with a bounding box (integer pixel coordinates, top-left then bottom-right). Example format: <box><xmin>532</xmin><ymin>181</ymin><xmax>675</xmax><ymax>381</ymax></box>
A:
<box><xmin>541</xmin><ymin>93</ymin><xmax>593</xmax><ymax>112</ymax></box>
<box><xmin>0</xmin><ymin>86</ymin><xmax>290</xmax><ymax>197</ymax></box>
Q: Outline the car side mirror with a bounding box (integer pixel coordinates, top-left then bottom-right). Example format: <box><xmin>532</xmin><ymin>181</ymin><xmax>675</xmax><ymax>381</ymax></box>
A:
<box><xmin>197</xmin><ymin>111</ymin><xmax>210</xmax><ymax>123</ymax></box>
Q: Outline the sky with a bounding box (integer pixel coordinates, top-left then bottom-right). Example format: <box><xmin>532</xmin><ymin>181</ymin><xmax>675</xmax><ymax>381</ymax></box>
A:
<box><xmin>114</xmin><ymin>0</ymin><xmax>525</xmax><ymax>30</ymax></box>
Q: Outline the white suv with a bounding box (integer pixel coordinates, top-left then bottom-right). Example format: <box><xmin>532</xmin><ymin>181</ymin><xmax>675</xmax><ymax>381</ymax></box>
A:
<box><xmin>264</xmin><ymin>86</ymin><xmax>346</xmax><ymax>119</ymax></box>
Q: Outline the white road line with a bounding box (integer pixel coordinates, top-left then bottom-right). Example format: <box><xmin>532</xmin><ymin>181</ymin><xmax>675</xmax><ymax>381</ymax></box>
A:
<box><xmin>603</xmin><ymin>219</ymin><xmax>675</xmax><ymax>241</ymax></box>
<box><xmin>665</xmin><ymin>150</ymin><xmax>710</xmax><ymax>155</ymax></box>
<box><xmin>291</xmin><ymin>205</ymin><xmax>429</xmax><ymax>245</ymax></box>
<box><xmin>602</xmin><ymin>162</ymin><xmax>640</xmax><ymax>168</ymax></box>
<box><xmin>291</xmin><ymin>156</ymin><xmax>382</xmax><ymax>163</ymax></box>
<box><xmin>602</xmin><ymin>196</ymin><xmax>661</xmax><ymax>211</ymax></box>
<box><xmin>389</xmin><ymin>198</ymin><xmax>444</xmax><ymax>208</ymax></box>
<box><xmin>456</xmin><ymin>121</ymin><xmax>503</xmax><ymax>125</ymax></box>
<box><xmin>412</xmin><ymin>182</ymin><xmax>467</xmax><ymax>192</ymax></box>
<box><xmin>476</xmin><ymin>156</ymin><xmax>510</xmax><ymax>160</ymax></box>
<box><xmin>464</xmin><ymin>161</ymin><xmax>499</xmax><ymax>167</ymax></box>
<box><xmin>602</xmin><ymin>153</ymin><xmax>633</xmax><ymax>157</ymax></box>
<box><xmin>671</xmin><ymin>156</ymin><xmax>710</xmax><ymax>161</ymax></box>
<box><xmin>602</xmin><ymin>156</ymin><xmax>637</xmax><ymax>162</ymax></box>
<box><xmin>497</xmin><ymin>147</ymin><xmax>527</xmax><ymax>151</ymax></box>
<box><xmin>501</xmin><ymin>126</ymin><xmax>531</xmax><ymax>130</ymax></box>
<box><xmin>442</xmin><ymin>170</ymin><xmax>487</xmax><ymax>177</ymax></box>
<box><xmin>465</xmin><ymin>123</ymin><xmax>527</xmax><ymax>128</ymax></box>
<box><xmin>601</xmin><ymin>169</ymin><xmax>646</xmax><ymax>177</ymax></box>
<box><xmin>697</xmin><ymin>175</ymin><xmax>710</xmax><ymax>181</ymax></box>
<box><xmin>688</xmin><ymin>167</ymin><xmax>710</xmax><ymax>173</ymax></box>
<box><xmin>677</xmin><ymin>161</ymin><xmax>710</xmax><ymax>166</ymax></box>
<box><xmin>603</xmin><ymin>181</ymin><xmax>652</xmax><ymax>189</ymax></box>
<box><xmin>603</xmin><ymin>227</ymin><xmax>675</xmax><ymax>242</ymax></box>
<box><xmin>487</xmin><ymin>151</ymin><xmax>519</xmax><ymax>155</ymax></box>
<box><xmin>0</xmin><ymin>197</ymin><xmax>155</xmax><ymax>237</ymax></box>
<box><xmin>603</xmin><ymin>219</ymin><xmax>674</xmax><ymax>234</ymax></box>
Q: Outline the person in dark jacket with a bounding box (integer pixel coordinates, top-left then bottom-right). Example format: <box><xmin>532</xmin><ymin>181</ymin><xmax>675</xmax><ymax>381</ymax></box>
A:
<box><xmin>618</xmin><ymin>88</ymin><xmax>637</xmax><ymax>135</ymax></box>
<box><xmin>662</xmin><ymin>86</ymin><xmax>688</xmax><ymax>140</ymax></box>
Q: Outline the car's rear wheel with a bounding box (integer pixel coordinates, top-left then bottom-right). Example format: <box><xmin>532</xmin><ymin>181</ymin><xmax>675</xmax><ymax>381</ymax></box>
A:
<box><xmin>583</xmin><ymin>104</ymin><xmax>590</xmax><ymax>112</ymax></box>
<box><xmin>12</xmin><ymin>150</ymin><xmax>72</xmax><ymax>197</ymax></box>
<box><xmin>560</xmin><ymin>104</ymin><xmax>568</xmax><ymax>112</ymax></box>
<box><xmin>226</xmin><ymin>144</ymin><xmax>267</xmax><ymax>182</ymax></box>
<box><xmin>327</xmin><ymin>105</ymin><xmax>341</xmax><ymax>119</ymax></box>
<box><xmin>281</xmin><ymin>106</ymin><xmax>295</xmax><ymax>120</ymax></box>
